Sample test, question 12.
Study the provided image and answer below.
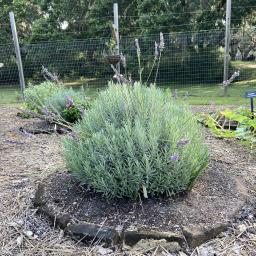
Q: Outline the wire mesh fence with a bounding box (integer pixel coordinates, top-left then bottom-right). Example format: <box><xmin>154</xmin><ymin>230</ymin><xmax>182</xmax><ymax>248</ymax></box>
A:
<box><xmin>1</xmin><ymin>26</ymin><xmax>256</xmax><ymax>104</ymax></box>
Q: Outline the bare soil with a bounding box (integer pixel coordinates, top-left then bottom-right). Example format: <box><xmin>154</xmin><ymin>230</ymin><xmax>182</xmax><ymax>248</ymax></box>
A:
<box><xmin>1</xmin><ymin>105</ymin><xmax>256</xmax><ymax>255</ymax></box>
<box><xmin>41</xmin><ymin>150</ymin><xmax>247</xmax><ymax>233</ymax></box>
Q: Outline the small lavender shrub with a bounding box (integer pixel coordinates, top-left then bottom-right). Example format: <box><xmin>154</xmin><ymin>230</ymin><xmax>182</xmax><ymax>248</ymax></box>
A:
<box><xmin>63</xmin><ymin>83</ymin><xmax>208</xmax><ymax>199</ymax></box>
<box><xmin>44</xmin><ymin>89</ymin><xmax>89</xmax><ymax>123</ymax></box>
<box><xmin>24</xmin><ymin>82</ymin><xmax>89</xmax><ymax>123</ymax></box>
<box><xmin>24</xmin><ymin>81</ymin><xmax>61</xmax><ymax>113</ymax></box>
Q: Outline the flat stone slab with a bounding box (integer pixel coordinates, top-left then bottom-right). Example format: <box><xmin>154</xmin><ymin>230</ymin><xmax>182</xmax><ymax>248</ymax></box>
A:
<box><xmin>65</xmin><ymin>223</ymin><xmax>120</xmax><ymax>245</ymax></box>
<box><xmin>182</xmin><ymin>223</ymin><xmax>228</xmax><ymax>248</ymax></box>
<box><xmin>124</xmin><ymin>229</ymin><xmax>184</xmax><ymax>246</ymax></box>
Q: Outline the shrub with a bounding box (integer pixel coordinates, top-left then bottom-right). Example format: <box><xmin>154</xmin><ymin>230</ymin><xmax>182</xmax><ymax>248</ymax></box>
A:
<box><xmin>63</xmin><ymin>83</ymin><xmax>208</xmax><ymax>199</ymax></box>
<box><xmin>24</xmin><ymin>82</ymin><xmax>90</xmax><ymax>124</ymax></box>
<box><xmin>44</xmin><ymin>88</ymin><xmax>89</xmax><ymax>123</ymax></box>
<box><xmin>24</xmin><ymin>81</ymin><xmax>61</xmax><ymax>113</ymax></box>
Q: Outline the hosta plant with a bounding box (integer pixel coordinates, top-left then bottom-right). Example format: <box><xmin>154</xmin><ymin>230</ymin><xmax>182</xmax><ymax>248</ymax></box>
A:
<box><xmin>64</xmin><ymin>83</ymin><xmax>208</xmax><ymax>199</ymax></box>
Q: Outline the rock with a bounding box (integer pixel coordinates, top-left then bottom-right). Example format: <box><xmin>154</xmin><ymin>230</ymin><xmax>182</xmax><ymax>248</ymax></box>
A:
<box><xmin>34</xmin><ymin>183</ymin><xmax>46</xmax><ymax>207</ymax></box>
<box><xmin>95</xmin><ymin>246</ymin><xmax>113</xmax><ymax>255</ymax></box>
<box><xmin>130</xmin><ymin>239</ymin><xmax>181</xmax><ymax>254</ymax></box>
<box><xmin>64</xmin><ymin>222</ymin><xmax>120</xmax><ymax>246</ymax></box>
<box><xmin>247</xmin><ymin>227</ymin><xmax>256</xmax><ymax>234</ymax></box>
<box><xmin>124</xmin><ymin>229</ymin><xmax>183</xmax><ymax>246</ymax></box>
<box><xmin>182</xmin><ymin>223</ymin><xmax>228</xmax><ymax>248</ymax></box>
<box><xmin>237</xmin><ymin>224</ymin><xmax>247</xmax><ymax>233</ymax></box>
<box><xmin>23</xmin><ymin>230</ymin><xmax>33</xmax><ymax>238</ymax></box>
<box><xmin>16</xmin><ymin>235</ymin><xmax>24</xmax><ymax>246</ymax></box>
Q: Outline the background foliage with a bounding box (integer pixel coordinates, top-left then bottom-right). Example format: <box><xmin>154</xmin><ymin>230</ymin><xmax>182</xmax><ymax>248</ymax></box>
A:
<box><xmin>1</xmin><ymin>0</ymin><xmax>256</xmax><ymax>86</ymax></box>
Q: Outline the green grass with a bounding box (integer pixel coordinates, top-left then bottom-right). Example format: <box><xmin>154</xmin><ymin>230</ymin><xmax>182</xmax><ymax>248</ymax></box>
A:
<box><xmin>0</xmin><ymin>88</ymin><xmax>23</xmax><ymax>105</ymax></box>
<box><xmin>170</xmin><ymin>81</ymin><xmax>256</xmax><ymax>105</ymax></box>
<box><xmin>1</xmin><ymin>81</ymin><xmax>256</xmax><ymax>106</ymax></box>
<box><xmin>2</xmin><ymin>60</ymin><xmax>256</xmax><ymax>106</ymax></box>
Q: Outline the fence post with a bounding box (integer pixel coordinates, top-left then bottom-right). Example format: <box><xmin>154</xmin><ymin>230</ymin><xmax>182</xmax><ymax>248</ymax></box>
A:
<box><xmin>223</xmin><ymin>0</ymin><xmax>232</xmax><ymax>97</ymax></box>
<box><xmin>9</xmin><ymin>12</ymin><xmax>25</xmax><ymax>100</ymax></box>
<box><xmin>113</xmin><ymin>3</ymin><xmax>120</xmax><ymax>73</ymax></box>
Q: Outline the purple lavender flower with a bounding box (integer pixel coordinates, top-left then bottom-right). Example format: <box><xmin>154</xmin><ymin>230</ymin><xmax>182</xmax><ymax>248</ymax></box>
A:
<box><xmin>68</xmin><ymin>132</ymin><xmax>77</xmax><ymax>140</ymax></box>
<box><xmin>154</xmin><ymin>41</ymin><xmax>159</xmax><ymax>59</ymax></box>
<box><xmin>65</xmin><ymin>95</ymin><xmax>74</xmax><ymax>108</ymax></box>
<box><xmin>42</xmin><ymin>107</ymin><xmax>50</xmax><ymax>116</ymax></box>
<box><xmin>177</xmin><ymin>139</ymin><xmax>190</xmax><ymax>147</ymax></box>
<box><xmin>170</xmin><ymin>153</ymin><xmax>179</xmax><ymax>162</ymax></box>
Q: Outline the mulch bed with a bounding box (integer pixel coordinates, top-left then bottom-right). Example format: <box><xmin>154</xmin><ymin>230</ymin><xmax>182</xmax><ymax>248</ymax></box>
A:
<box><xmin>1</xmin><ymin>105</ymin><xmax>256</xmax><ymax>255</ymax></box>
<box><xmin>37</xmin><ymin>105</ymin><xmax>255</xmax><ymax>234</ymax></box>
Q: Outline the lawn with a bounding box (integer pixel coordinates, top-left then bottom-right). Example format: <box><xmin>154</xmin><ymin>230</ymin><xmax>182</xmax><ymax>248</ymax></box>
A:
<box><xmin>1</xmin><ymin>60</ymin><xmax>256</xmax><ymax>105</ymax></box>
<box><xmin>1</xmin><ymin>81</ymin><xmax>255</xmax><ymax>106</ymax></box>
<box><xmin>0</xmin><ymin>88</ymin><xmax>23</xmax><ymax>104</ymax></box>
<box><xmin>173</xmin><ymin>80</ymin><xmax>256</xmax><ymax>105</ymax></box>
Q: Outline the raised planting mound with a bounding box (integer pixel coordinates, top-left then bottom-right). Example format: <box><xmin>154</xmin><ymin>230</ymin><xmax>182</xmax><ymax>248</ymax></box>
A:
<box><xmin>34</xmin><ymin>85</ymin><xmax>251</xmax><ymax>250</ymax></box>
<box><xmin>35</xmin><ymin>130</ymin><xmax>248</xmax><ymax>248</ymax></box>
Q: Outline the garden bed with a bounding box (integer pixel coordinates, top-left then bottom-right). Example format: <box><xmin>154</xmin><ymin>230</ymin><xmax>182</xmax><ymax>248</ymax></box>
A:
<box><xmin>1</xmin><ymin>105</ymin><xmax>256</xmax><ymax>255</ymax></box>
<box><xmin>36</xmin><ymin>155</ymin><xmax>247</xmax><ymax>232</ymax></box>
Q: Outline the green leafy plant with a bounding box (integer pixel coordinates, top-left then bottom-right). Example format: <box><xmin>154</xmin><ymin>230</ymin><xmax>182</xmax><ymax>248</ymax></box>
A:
<box><xmin>44</xmin><ymin>88</ymin><xmax>89</xmax><ymax>123</ymax></box>
<box><xmin>23</xmin><ymin>82</ymin><xmax>90</xmax><ymax>125</ymax></box>
<box><xmin>63</xmin><ymin>83</ymin><xmax>208</xmax><ymax>200</ymax></box>
<box><xmin>198</xmin><ymin>107</ymin><xmax>256</xmax><ymax>147</ymax></box>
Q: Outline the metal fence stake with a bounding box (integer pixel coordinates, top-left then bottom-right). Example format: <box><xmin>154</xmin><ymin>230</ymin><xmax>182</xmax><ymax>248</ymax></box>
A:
<box><xmin>9</xmin><ymin>12</ymin><xmax>25</xmax><ymax>100</ymax></box>
<box><xmin>223</xmin><ymin>0</ymin><xmax>232</xmax><ymax>97</ymax></box>
<box><xmin>113</xmin><ymin>3</ymin><xmax>120</xmax><ymax>73</ymax></box>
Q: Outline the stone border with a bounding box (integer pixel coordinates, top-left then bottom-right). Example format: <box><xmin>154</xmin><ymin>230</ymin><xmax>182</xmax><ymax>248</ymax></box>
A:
<box><xmin>19</xmin><ymin>121</ymin><xmax>68</xmax><ymax>135</ymax></box>
<box><xmin>34</xmin><ymin>182</ymin><xmax>240</xmax><ymax>249</ymax></box>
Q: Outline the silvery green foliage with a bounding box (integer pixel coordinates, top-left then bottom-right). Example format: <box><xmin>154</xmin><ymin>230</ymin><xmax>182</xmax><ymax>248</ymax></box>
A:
<box><xmin>24</xmin><ymin>82</ymin><xmax>89</xmax><ymax>123</ymax></box>
<box><xmin>24</xmin><ymin>81</ymin><xmax>61</xmax><ymax>113</ymax></box>
<box><xmin>63</xmin><ymin>83</ymin><xmax>208</xmax><ymax>199</ymax></box>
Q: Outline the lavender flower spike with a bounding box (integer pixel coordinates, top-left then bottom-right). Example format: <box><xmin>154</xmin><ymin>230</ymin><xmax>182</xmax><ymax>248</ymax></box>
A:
<box><xmin>120</xmin><ymin>53</ymin><xmax>126</xmax><ymax>68</ymax></box>
<box><xmin>154</xmin><ymin>41</ymin><xmax>159</xmax><ymax>59</ymax></box>
<box><xmin>65</xmin><ymin>95</ymin><xmax>74</xmax><ymax>108</ymax></box>
<box><xmin>177</xmin><ymin>139</ymin><xmax>190</xmax><ymax>147</ymax></box>
<box><xmin>134</xmin><ymin>39</ymin><xmax>140</xmax><ymax>53</ymax></box>
<box><xmin>170</xmin><ymin>153</ymin><xmax>179</xmax><ymax>162</ymax></box>
<box><xmin>159</xmin><ymin>32</ymin><xmax>165</xmax><ymax>50</ymax></box>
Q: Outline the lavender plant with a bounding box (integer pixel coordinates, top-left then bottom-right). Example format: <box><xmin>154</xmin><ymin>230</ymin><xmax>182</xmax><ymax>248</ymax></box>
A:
<box><xmin>44</xmin><ymin>88</ymin><xmax>89</xmax><ymax>123</ymax></box>
<box><xmin>134</xmin><ymin>38</ymin><xmax>142</xmax><ymax>83</ymax></box>
<box><xmin>23</xmin><ymin>81</ymin><xmax>61</xmax><ymax>113</ymax></box>
<box><xmin>116</xmin><ymin>32</ymin><xmax>165</xmax><ymax>85</ymax></box>
<box><xmin>23</xmin><ymin>82</ymin><xmax>90</xmax><ymax>125</ymax></box>
<box><xmin>63</xmin><ymin>83</ymin><xmax>208</xmax><ymax>200</ymax></box>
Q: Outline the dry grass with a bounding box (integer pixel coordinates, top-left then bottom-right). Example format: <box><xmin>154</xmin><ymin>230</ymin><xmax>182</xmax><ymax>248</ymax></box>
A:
<box><xmin>193</xmin><ymin>216</ymin><xmax>256</xmax><ymax>256</ymax></box>
<box><xmin>0</xmin><ymin>186</ymin><xmax>96</xmax><ymax>255</ymax></box>
<box><xmin>0</xmin><ymin>106</ymin><xmax>99</xmax><ymax>255</ymax></box>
